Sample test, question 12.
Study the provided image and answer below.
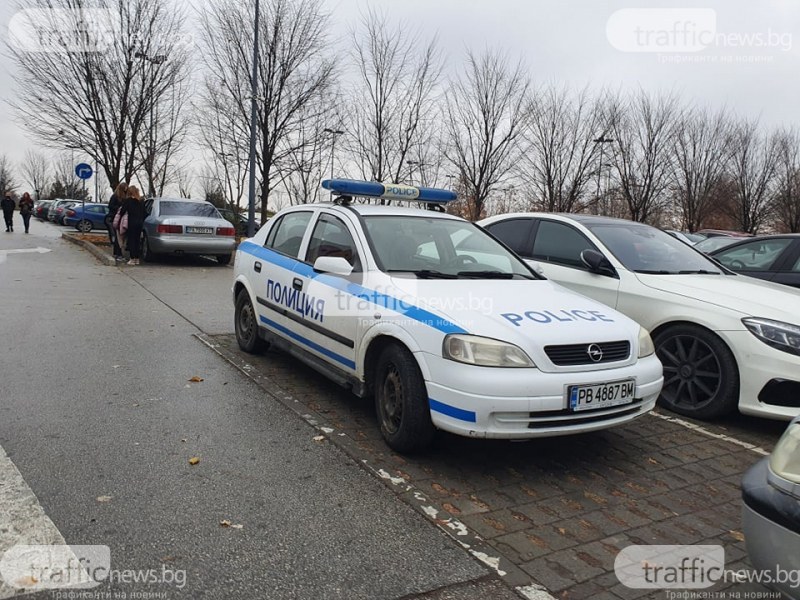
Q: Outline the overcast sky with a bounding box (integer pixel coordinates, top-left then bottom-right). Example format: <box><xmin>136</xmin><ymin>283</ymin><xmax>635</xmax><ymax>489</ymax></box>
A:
<box><xmin>1</xmin><ymin>0</ymin><xmax>799</xmax><ymax>194</ymax></box>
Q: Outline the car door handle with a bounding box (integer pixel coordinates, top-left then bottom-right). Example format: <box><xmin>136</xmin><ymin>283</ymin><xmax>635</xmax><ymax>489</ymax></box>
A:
<box><xmin>254</xmin><ymin>261</ymin><xmax>262</xmax><ymax>273</ymax></box>
<box><xmin>292</xmin><ymin>277</ymin><xmax>303</xmax><ymax>290</ymax></box>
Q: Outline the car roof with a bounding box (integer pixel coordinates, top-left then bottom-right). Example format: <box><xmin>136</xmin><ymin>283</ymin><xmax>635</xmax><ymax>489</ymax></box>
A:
<box><xmin>707</xmin><ymin>233</ymin><xmax>800</xmax><ymax>253</ymax></box>
<box><xmin>154</xmin><ymin>197</ymin><xmax>214</xmax><ymax>205</ymax></box>
<box><xmin>486</xmin><ymin>212</ymin><xmax>648</xmax><ymax>227</ymax></box>
<box><xmin>283</xmin><ymin>202</ymin><xmax>466</xmax><ymax>221</ymax></box>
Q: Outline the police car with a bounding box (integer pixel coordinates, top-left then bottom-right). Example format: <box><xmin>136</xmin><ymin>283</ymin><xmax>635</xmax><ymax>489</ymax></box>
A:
<box><xmin>232</xmin><ymin>180</ymin><xmax>664</xmax><ymax>452</ymax></box>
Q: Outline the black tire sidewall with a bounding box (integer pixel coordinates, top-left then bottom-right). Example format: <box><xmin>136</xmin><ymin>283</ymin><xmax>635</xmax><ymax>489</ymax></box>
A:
<box><xmin>235</xmin><ymin>291</ymin><xmax>264</xmax><ymax>353</ymax></box>
<box><xmin>374</xmin><ymin>344</ymin><xmax>435</xmax><ymax>453</ymax></box>
<box><xmin>654</xmin><ymin>324</ymin><xmax>739</xmax><ymax>419</ymax></box>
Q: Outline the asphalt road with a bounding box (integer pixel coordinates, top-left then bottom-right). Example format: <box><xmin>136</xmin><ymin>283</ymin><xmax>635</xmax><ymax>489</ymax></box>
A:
<box><xmin>0</xmin><ymin>222</ymin><xmax>505</xmax><ymax>600</ymax></box>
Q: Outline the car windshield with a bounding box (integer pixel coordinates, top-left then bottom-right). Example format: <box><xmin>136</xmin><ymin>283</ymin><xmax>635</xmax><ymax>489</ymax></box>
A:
<box><xmin>362</xmin><ymin>215</ymin><xmax>536</xmax><ymax>279</ymax></box>
<box><xmin>694</xmin><ymin>236</ymin><xmax>741</xmax><ymax>253</ymax></box>
<box><xmin>586</xmin><ymin>222</ymin><xmax>723</xmax><ymax>274</ymax></box>
<box><xmin>159</xmin><ymin>201</ymin><xmax>220</xmax><ymax>218</ymax></box>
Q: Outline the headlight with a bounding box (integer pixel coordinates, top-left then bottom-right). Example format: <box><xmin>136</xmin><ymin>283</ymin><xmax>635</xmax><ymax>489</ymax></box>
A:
<box><xmin>638</xmin><ymin>327</ymin><xmax>655</xmax><ymax>358</ymax></box>
<box><xmin>443</xmin><ymin>335</ymin><xmax>535</xmax><ymax>368</ymax></box>
<box><xmin>742</xmin><ymin>318</ymin><xmax>800</xmax><ymax>357</ymax></box>
<box><xmin>769</xmin><ymin>422</ymin><xmax>800</xmax><ymax>484</ymax></box>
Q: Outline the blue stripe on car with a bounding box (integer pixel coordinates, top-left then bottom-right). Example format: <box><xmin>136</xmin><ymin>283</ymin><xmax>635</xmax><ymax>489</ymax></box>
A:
<box><xmin>429</xmin><ymin>399</ymin><xmax>477</xmax><ymax>423</ymax></box>
<box><xmin>259</xmin><ymin>315</ymin><xmax>357</xmax><ymax>370</ymax></box>
<box><xmin>240</xmin><ymin>241</ymin><xmax>467</xmax><ymax>335</ymax></box>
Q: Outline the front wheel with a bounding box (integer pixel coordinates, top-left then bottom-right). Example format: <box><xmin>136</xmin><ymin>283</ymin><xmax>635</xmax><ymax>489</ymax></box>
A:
<box><xmin>654</xmin><ymin>324</ymin><xmax>739</xmax><ymax>419</ymax></box>
<box><xmin>77</xmin><ymin>219</ymin><xmax>93</xmax><ymax>232</ymax></box>
<box><xmin>374</xmin><ymin>344</ymin><xmax>435</xmax><ymax>453</ymax></box>
<box><xmin>235</xmin><ymin>291</ymin><xmax>267</xmax><ymax>353</ymax></box>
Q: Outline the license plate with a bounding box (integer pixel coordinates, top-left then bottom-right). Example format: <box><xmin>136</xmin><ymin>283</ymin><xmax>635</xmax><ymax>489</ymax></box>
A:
<box><xmin>186</xmin><ymin>226</ymin><xmax>213</xmax><ymax>234</ymax></box>
<box><xmin>568</xmin><ymin>379</ymin><xmax>635</xmax><ymax>412</ymax></box>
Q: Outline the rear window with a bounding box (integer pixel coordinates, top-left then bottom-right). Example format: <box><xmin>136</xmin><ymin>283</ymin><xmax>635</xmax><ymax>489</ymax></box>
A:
<box><xmin>159</xmin><ymin>201</ymin><xmax>220</xmax><ymax>218</ymax></box>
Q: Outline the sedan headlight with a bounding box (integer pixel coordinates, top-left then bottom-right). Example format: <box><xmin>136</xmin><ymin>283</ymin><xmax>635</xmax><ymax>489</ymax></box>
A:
<box><xmin>769</xmin><ymin>422</ymin><xmax>800</xmax><ymax>484</ymax></box>
<box><xmin>443</xmin><ymin>335</ymin><xmax>535</xmax><ymax>368</ymax></box>
<box><xmin>742</xmin><ymin>318</ymin><xmax>800</xmax><ymax>357</ymax></box>
<box><xmin>638</xmin><ymin>327</ymin><xmax>655</xmax><ymax>358</ymax></box>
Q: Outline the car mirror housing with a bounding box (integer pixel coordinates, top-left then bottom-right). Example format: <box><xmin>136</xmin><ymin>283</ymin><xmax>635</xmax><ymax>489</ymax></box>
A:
<box><xmin>580</xmin><ymin>249</ymin><xmax>618</xmax><ymax>278</ymax></box>
<box><xmin>313</xmin><ymin>256</ymin><xmax>353</xmax><ymax>276</ymax></box>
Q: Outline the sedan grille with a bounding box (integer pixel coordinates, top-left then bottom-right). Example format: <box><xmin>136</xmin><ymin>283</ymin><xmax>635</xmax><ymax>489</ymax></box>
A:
<box><xmin>544</xmin><ymin>341</ymin><xmax>630</xmax><ymax>366</ymax></box>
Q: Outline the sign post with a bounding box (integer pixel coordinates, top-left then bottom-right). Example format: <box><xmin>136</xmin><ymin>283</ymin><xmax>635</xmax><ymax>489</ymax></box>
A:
<box><xmin>75</xmin><ymin>163</ymin><xmax>93</xmax><ymax>231</ymax></box>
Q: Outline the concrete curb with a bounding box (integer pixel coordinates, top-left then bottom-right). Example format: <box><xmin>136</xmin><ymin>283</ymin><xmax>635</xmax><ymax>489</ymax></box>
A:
<box><xmin>61</xmin><ymin>232</ymin><xmax>117</xmax><ymax>266</ymax></box>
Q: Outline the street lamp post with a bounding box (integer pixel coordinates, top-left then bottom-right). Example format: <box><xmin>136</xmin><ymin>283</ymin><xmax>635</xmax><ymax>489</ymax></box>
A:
<box><xmin>323</xmin><ymin>128</ymin><xmax>344</xmax><ymax>199</ymax></box>
<box><xmin>135</xmin><ymin>51</ymin><xmax>167</xmax><ymax>198</ymax></box>
<box><xmin>407</xmin><ymin>160</ymin><xmax>426</xmax><ymax>186</ymax></box>
<box><xmin>246</xmin><ymin>0</ymin><xmax>261</xmax><ymax>237</ymax></box>
<box><xmin>593</xmin><ymin>134</ymin><xmax>614</xmax><ymax>215</ymax></box>
<box><xmin>87</xmin><ymin>117</ymin><xmax>106</xmax><ymax>203</ymax></box>
<box><xmin>444</xmin><ymin>174</ymin><xmax>456</xmax><ymax>189</ymax></box>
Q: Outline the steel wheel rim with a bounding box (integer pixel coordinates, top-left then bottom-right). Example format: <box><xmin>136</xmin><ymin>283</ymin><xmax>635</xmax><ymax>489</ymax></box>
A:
<box><xmin>238</xmin><ymin>301</ymin><xmax>256</xmax><ymax>342</ymax></box>
<box><xmin>657</xmin><ymin>334</ymin><xmax>722</xmax><ymax>411</ymax></box>
<box><xmin>380</xmin><ymin>365</ymin><xmax>403</xmax><ymax>434</ymax></box>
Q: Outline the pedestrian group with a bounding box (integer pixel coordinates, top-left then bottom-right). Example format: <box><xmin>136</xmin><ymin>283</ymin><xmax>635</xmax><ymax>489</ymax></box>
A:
<box><xmin>2</xmin><ymin>192</ymin><xmax>35</xmax><ymax>234</ymax></box>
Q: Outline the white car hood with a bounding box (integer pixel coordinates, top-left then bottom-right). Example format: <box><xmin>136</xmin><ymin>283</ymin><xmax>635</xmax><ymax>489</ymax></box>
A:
<box><xmin>388</xmin><ymin>276</ymin><xmax>640</xmax><ymax>348</ymax></box>
<box><xmin>635</xmin><ymin>273</ymin><xmax>800</xmax><ymax>323</ymax></box>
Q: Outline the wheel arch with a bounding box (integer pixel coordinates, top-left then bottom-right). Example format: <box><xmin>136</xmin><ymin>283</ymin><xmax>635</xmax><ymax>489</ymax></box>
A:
<box><xmin>362</xmin><ymin>330</ymin><xmax>429</xmax><ymax>397</ymax></box>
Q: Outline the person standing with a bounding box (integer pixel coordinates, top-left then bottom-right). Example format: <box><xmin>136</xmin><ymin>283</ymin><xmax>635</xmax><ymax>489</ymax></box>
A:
<box><xmin>106</xmin><ymin>182</ymin><xmax>127</xmax><ymax>260</ymax></box>
<box><xmin>18</xmin><ymin>192</ymin><xmax>34</xmax><ymax>234</ymax></box>
<box><xmin>119</xmin><ymin>185</ymin><xmax>145</xmax><ymax>265</ymax></box>
<box><xmin>1</xmin><ymin>193</ymin><xmax>14</xmax><ymax>232</ymax></box>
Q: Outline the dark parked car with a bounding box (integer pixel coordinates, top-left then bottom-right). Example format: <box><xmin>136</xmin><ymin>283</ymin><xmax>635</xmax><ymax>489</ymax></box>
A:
<box><xmin>710</xmin><ymin>234</ymin><xmax>800</xmax><ymax>289</ymax></box>
<box><xmin>35</xmin><ymin>200</ymin><xmax>54</xmax><ymax>220</ymax></box>
<box><xmin>63</xmin><ymin>203</ymin><xmax>110</xmax><ymax>232</ymax></box>
<box><xmin>697</xmin><ymin>228</ymin><xmax>754</xmax><ymax>238</ymax></box>
<box><xmin>742</xmin><ymin>415</ymin><xmax>800</xmax><ymax>600</ymax></box>
<box><xmin>694</xmin><ymin>236</ymin><xmax>742</xmax><ymax>254</ymax></box>
<box><xmin>48</xmin><ymin>200</ymin><xmax>78</xmax><ymax>224</ymax></box>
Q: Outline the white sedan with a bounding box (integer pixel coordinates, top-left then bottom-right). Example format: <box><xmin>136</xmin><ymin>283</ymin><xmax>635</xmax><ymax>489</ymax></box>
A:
<box><xmin>480</xmin><ymin>213</ymin><xmax>800</xmax><ymax>421</ymax></box>
<box><xmin>233</xmin><ymin>181</ymin><xmax>663</xmax><ymax>452</ymax></box>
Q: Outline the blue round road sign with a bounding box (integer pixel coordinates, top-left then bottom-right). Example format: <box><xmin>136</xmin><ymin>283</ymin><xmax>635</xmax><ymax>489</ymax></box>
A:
<box><xmin>75</xmin><ymin>163</ymin><xmax>93</xmax><ymax>180</ymax></box>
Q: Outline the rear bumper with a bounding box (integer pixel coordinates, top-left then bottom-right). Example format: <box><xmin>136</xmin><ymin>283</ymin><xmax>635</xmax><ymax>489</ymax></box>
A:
<box><xmin>147</xmin><ymin>234</ymin><xmax>236</xmax><ymax>255</ymax></box>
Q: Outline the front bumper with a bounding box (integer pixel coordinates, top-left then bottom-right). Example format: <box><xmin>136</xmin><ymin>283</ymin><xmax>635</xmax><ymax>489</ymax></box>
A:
<box><xmin>741</xmin><ymin>458</ymin><xmax>800</xmax><ymax>599</ymax></box>
<box><xmin>148</xmin><ymin>234</ymin><xmax>236</xmax><ymax>256</ymax></box>
<box><xmin>724</xmin><ymin>331</ymin><xmax>800</xmax><ymax>420</ymax></box>
<box><xmin>419</xmin><ymin>352</ymin><xmax>663</xmax><ymax>438</ymax></box>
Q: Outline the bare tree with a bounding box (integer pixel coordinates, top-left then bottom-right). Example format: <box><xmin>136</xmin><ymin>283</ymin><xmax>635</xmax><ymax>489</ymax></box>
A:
<box><xmin>174</xmin><ymin>167</ymin><xmax>195</xmax><ymax>199</ymax></box>
<box><xmin>347</xmin><ymin>8</ymin><xmax>443</xmax><ymax>184</ymax></box>
<box><xmin>517</xmin><ymin>85</ymin><xmax>603</xmax><ymax>213</ymax></box>
<box><xmin>444</xmin><ymin>48</ymin><xmax>529</xmax><ymax>221</ymax></box>
<box><xmin>8</xmin><ymin>0</ymin><xmax>191</xmax><ymax>188</ymax></box>
<box><xmin>50</xmin><ymin>153</ymin><xmax>89</xmax><ymax>199</ymax></box>
<box><xmin>772</xmin><ymin>127</ymin><xmax>800</xmax><ymax>233</ymax></box>
<box><xmin>19</xmin><ymin>151</ymin><xmax>51</xmax><ymax>200</ymax></box>
<box><xmin>607</xmin><ymin>90</ymin><xmax>680</xmax><ymax>223</ymax></box>
<box><xmin>670</xmin><ymin>107</ymin><xmax>733</xmax><ymax>231</ymax></box>
<box><xmin>199</xmin><ymin>0</ymin><xmax>337</xmax><ymax>222</ymax></box>
<box><xmin>728</xmin><ymin>119</ymin><xmax>779</xmax><ymax>233</ymax></box>
<box><xmin>0</xmin><ymin>155</ymin><xmax>18</xmax><ymax>197</ymax></box>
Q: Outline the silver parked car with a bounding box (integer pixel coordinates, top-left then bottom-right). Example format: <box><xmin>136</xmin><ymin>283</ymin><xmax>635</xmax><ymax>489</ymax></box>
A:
<box><xmin>141</xmin><ymin>197</ymin><xmax>237</xmax><ymax>265</ymax></box>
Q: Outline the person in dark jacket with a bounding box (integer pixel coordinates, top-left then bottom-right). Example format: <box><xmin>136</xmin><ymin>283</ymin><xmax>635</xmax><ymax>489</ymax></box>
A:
<box><xmin>1</xmin><ymin>193</ymin><xmax>15</xmax><ymax>232</ymax></box>
<box><xmin>105</xmin><ymin>182</ymin><xmax>127</xmax><ymax>260</ymax></box>
<box><xmin>119</xmin><ymin>185</ymin><xmax>145</xmax><ymax>265</ymax></box>
<box><xmin>18</xmin><ymin>192</ymin><xmax>34</xmax><ymax>233</ymax></box>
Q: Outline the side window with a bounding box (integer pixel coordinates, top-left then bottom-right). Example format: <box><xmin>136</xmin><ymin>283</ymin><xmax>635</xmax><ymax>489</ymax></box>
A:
<box><xmin>715</xmin><ymin>239</ymin><xmax>793</xmax><ymax>271</ymax></box>
<box><xmin>264</xmin><ymin>211</ymin><xmax>313</xmax><ymax>257</ymax></box>
<box><xmin>532</xmin><ymin>220</ymin><xmax>595</xmax><ymax>269</ymax></box>
<box><xmin>144</xmin><ymin>199</ymin><xmax>153</xmax><ymax>215</ymax></box>
<box><xmin>305</xmin><ymin>214</ymin><xmax>360</xmax><ymax>270</ymax></box>
<box><xmin>792</xmin><ymin>254</ymin><xmax>800</xmax><ymax>272</ymax></box>
<box><xmin>485</xmin><ymin>219</ymin><xmax>533</xmax><ymax>256</ymax></box>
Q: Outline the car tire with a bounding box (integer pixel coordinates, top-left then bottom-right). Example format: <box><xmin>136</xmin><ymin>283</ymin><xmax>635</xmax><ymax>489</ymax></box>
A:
<box><xmin>235</xmin><ymin>291</ymin><xmax>267</xmax><ymax>354</ymax></box>
<box><xmin>216</xmin><ymin>253</ymin><xmax>232</xmax><ymax>266</ymax></box>
<box><xmin>653</xmin><ymin>324</ymin><xmax>739</xmax><ymax>419</ymax></box>
<box><xmin>77</xmin><ymin>219</ymin><xmax>92</xmax><ymax>233</ymax></box>
<box><xmin>374</xmin><ymin>343</ymin><xmax>435</xmax><ymax>453</ymax></box>
<box><xmin>141</xmin><ymin>234</ymin><xmax>156</xmax><ymax>263</ymax></box>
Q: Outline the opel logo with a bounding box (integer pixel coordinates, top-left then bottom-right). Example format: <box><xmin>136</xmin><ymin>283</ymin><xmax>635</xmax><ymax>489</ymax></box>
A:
<box><xmin>587</xmin><ymin>344</ymin><xmax>603</xmax><ymax>362</ymax></box>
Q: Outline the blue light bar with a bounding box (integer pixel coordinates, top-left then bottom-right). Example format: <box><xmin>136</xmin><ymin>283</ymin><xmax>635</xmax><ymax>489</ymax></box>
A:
<box><xmin>321</xmin><ymin>179</ymin><xmax>457</xmax><ymax>203</ymax></box>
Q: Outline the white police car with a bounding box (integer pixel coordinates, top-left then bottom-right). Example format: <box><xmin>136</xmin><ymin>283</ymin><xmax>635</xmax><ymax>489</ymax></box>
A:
<box><xmin>232</xmin><ymin>180</ymin><xmax>664</xmax><ymax>452</ymax></box>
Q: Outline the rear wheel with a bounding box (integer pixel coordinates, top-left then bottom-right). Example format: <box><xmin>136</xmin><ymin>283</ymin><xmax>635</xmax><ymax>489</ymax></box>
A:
<box><xmin>216</xmin><ymin>253</ymin><xmax>232</xmax><ymax>265</ymax></box>
<box><xmin>235</xmin><ymin>291</ymin><xmax>266</xmax><ymax>353</ymax></box>
<box><xmin>654</xmin><ymin>324</ymin><xmax>739</xmax><ymax>419</ymax></box>
<box><xmin>141</xmin><ymin>234</ymin><xmax>156</xmax><ymax>263</ymax></box>
<box><xmin>77</xmin><ymin>219</ymin><xmax>93</xmax><ymax>232</ymax></box>
<box><xmin>374</xmin><ymin>344</ymin><xmax>435</xmax><ymax>453</ymax></box>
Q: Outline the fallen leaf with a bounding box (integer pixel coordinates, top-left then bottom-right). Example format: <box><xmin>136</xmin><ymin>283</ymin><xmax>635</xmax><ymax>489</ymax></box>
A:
<box><xmin>312</xmin><ymin>435</ymin><xmax>325</xmax><ymax>442</ymax></box>
<box><xmin>230</xmin><ymin>523</ymin><xmax>243</xmax><ymax>529</ymax></box>
<box><xmin>730</xmin><ymin>530</ymin><xmax>745</xmax><ymax>542</ymax></box>
<box><xmin>15</xmin><ymin>576</ymin><xmax>38</xmax><ymax>587</ymax></box>
<box><xmin>219</xmin><ymin>519</ymin><xmax>231</xmax><ymax>527</ymax></box>
<box><xmin>181</xmin><ymin>439</ymin><xmax>187</xmax><ymax>443</ymax></box>
<box><xmin>96</xmin><ymin>495</ymin><xmax>113</xmax><ymax>503</ymax></box>
<box><xmin>188</xmin><ymin>376</ymin><xmax>204</xmax><ymax>382</ymax></box>
<box><xmin>188</xmin><ymin>457</ymin><xmax>200</xmax><ymax>465</ymax></box>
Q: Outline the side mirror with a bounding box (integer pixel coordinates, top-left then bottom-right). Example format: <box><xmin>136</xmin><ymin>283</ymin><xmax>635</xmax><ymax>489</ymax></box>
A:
<box><xmin>313</xmin><ymin>256</ymin><xmax>353</xmax><ymax>276</ymax></box>
<box><xmin>580</xmin><ymin>249</ymin><xmax>618</xmax><ymax>278</ymax></box>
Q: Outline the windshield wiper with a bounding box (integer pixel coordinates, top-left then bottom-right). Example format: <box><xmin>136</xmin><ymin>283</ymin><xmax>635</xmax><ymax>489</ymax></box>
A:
<box><xmin>677</xmin><ymin>269</ymin><xmax>721</xmax><ymax>275</ymax></box>
<box><xmin>456</xmin><ymin>270</ymin><xmax>515</xmax><ymax>279</ymax></box>
<box><xmin>386</xmin><ymin>269</ymin><xmax>458</xmax><ymax>279</ymax></box>
<box><xmin>634</xmin><ymin>269</ymin><xmax>676</xmax><ymax>274</ymax></box>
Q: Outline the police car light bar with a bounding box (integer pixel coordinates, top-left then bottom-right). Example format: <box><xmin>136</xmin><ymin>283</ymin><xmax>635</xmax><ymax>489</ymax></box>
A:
<box><xmin>321</xmin><ymin>179</ymin><xmax>457</xmax><ymax>204</ymax></box>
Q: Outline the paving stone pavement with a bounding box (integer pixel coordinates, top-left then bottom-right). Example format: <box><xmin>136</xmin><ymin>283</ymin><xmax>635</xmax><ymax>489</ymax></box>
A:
<box><xmin>205</xmin><ymin>334</ymin><xmax>787</xmax><ymax>600</ymax></box>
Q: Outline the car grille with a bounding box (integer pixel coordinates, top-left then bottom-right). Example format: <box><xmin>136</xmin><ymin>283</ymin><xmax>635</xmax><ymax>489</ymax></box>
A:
<box><xmin>544</xmin><ymin>340</ymin><xmax>630</xmax><ymax>366</ymax></box>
